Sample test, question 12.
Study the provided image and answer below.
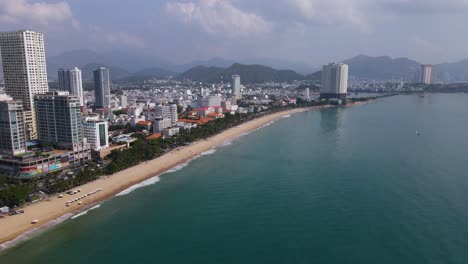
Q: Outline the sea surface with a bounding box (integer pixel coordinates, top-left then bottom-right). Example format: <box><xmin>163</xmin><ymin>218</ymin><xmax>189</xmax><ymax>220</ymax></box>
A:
<box><xmin>2</xmin><ymin>94</ymin><xmax>468</xmax><ymax>264</ymax></box>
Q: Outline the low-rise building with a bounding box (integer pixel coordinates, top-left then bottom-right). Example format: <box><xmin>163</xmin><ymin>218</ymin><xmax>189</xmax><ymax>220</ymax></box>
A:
<box><xmin>136</xmin><ymin>120</ymin><xmax>152</xmax><ymax>131</ymax></box>
<box><xmin>162</xmin><ymin>127</ymin><xmax>180</xmax><ymax>138</ymax></box>
<box><xmin>193</xmin><ymin>107</ymin><xmax>215</xmax><ymax>117</ymax></box>
<box><xmin>0</xmin><ymin>147</ymin><xmax>91</xmax><ymax>179</ymax></box>
<box><xmin>178</xmin><ymin>122</ymin><xmax>198</xmax><ymax>131</ymax></box>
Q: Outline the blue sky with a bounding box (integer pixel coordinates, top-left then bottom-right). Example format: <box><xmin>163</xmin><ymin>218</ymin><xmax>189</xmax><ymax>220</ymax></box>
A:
<box><xmin>1</xmin><ymin>0</ymin><xmax>468</xmax><ymax>66</ymax></box>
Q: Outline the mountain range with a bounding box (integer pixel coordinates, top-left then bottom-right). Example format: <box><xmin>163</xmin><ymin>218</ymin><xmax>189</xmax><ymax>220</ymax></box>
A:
<box><xmin>43</xmin><ymin>50</ymin><xmax>317</xmax><ymax>81</ymax></box>
<box><xmin>1</xmin><ymin>49</ymin><xmax>468</xmax><ymax>83</ymax></box>
<box><xmin>177</xmin><ymin>63</ymin><xmax>306</xmax><ymax>83</ymax></box>
<box><xmin>342</xmin><ymin>55</ymin><xmax>421</xmax><ymax>81</ymax></box>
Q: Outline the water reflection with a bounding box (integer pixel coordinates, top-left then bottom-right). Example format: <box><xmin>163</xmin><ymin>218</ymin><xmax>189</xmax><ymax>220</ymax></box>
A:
<box><xmin>319</xmin><ymin>107</ymin><xmax>347</xmax><ymax>146</ymax></box>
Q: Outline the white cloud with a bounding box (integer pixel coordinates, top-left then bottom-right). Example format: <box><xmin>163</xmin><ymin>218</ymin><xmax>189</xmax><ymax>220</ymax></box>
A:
<box><xmin>165</xmin><ymin>0</ymin><xmax>272</xmax><ymax>37</ymax></box>
<box><xmin>0</xmin><ymin>0</ymin><xmax>74</xmax><ymax>25</ymax></box>
<box><xmin>381</xmin><ymin>0</ymin><xmax>468</xmax><ymax>13</ymax></box>
<box><xmin>276</xmin><ymin>0</ymin><xmax>370</xmax><ymax>31</ymax></box>
<box><xmin>82</xmin><ymin>24</ymin><xmax>146</xmax><ymax>49</ymax></box>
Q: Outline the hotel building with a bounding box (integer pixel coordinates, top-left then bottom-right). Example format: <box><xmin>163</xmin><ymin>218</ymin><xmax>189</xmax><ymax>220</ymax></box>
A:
<box><xmin>0</xmin><ymin>30</ymin><xmax>49</xmax><ymax>140</ymax></box>
<box><xmin>320</xmin><ymin>63</ymin><xmax>348</xmax><ymax>100</ymax></box>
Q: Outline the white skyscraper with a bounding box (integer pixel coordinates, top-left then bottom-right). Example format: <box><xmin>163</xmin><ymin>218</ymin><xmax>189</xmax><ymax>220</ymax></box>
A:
<box><xmin>0</xmin><ymin>30</ymin><xmax>49</xmax><ymax>140</ymax></box>
<box><xmin>419</xmin><ymin>64</ymin><xmax>433</xmax><ymax>84</ymax></box>
<box><xmin>232</xmin><ymin>75</ymin><xmax>241</xmax><ymax>100</ymax></box>
<box><xmin>155</xmin><ymin>104</ymin><xmax>178</xmax><ymax>126</ymax></box>
<box><xmin>120</xmin><ymin>95</ymin><xmax>128</xmax><ymax>108</ymax></box>
<box><xmin>58</xmin><ymin>67</ymin><xmax>84</xmax><ymax>106</ymax></box>
<box><xmin>305</xmin><ymin>87</ymin><xmax>310</xmax><ymax>100</ymax></box>
<box><xmin>320</xmin><ymin>63</ymin><xmax>348</xmax><ymax>100</ymax></box>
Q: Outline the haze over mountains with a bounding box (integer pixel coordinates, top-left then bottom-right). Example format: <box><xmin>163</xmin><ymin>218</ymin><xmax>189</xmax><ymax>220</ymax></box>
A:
<box><xmin>43</xmin><ymin>49</ymin><xmax>318</xmax><ymax>80</ymax></box>
<box><xmin>1</xmin><ymin>49</ymin><xmax>468</xmax><ymax>83</ymax></box>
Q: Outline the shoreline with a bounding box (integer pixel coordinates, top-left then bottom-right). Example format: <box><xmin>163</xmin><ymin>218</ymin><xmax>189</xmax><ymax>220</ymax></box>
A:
<box><xmin>0</xmin><ymin>102</ymin><xmax>368</xmax><ymax>249</ymax></box>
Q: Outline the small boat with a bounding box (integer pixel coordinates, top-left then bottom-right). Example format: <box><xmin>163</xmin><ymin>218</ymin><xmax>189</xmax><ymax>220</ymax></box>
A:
<box><xmin>31</xmin><ymin>219</ymin><xmax>39</xmax><ymax>224</ymax></box>
<box><xmin>58</xmin><ymin>194</ymin><xmax>63</xmax><ymax>198</ymax></box>
<box><xmin>416</xmin><ymin>131</ymin><xmax>420</xmax><ymax>136</ymax></box>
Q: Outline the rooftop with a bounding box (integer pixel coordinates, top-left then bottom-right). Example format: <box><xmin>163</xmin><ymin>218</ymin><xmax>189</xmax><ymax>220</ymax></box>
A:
<box><xmin>146</xmin><ymin>133</ymin><xmax>162</xmax><ymax>140</ymax></box>
<box><xmin>136</xmin><ymin>121</ymin><xmax>152</xmax><ymax>126</ymax></box>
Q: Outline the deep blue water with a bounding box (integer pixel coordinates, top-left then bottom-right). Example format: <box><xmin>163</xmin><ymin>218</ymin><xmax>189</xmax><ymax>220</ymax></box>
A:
<box><xmin>2</xmin><ymin>94</ymin><xmax>468</xmax><ymax>264</ymax></box>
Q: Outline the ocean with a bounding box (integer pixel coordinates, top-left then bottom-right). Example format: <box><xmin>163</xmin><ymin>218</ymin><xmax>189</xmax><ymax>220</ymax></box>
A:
<box><xmin>1</xmin><ymin>94</ymin><xmax>468</xmax><ymax>263</ymax></box>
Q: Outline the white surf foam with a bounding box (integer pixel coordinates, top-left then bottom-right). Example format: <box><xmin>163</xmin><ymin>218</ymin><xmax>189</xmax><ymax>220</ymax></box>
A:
<box><xmin>114</xmin><ymin>148</ymin><xmax>220</xmax><ymax>197</ymax></box>
<box><xmin>220</xmin><ymin>140</ymin><xmax>233</xmax><ymax>147</ymax></box>
<box><xmin>166</xmin><ymin>162</ymin><xmax>190</xmax><ymax>173</ymax></box>
<box><xmin>71</xmin><ymin>204</ymin><xmax>101</xmax><ymax>220</ymax></box>
<box><xmin>282</xmin><ymin>114</ymin><xmax>291</xmax><ymax>118</ymax></box>
<box><xmin>0</xmin><ymin>213</ymin><xmax>73</xmax><ymax>252</ymax></box>
<box><xmin>115</xmin><ymin>176</ymin><xmax>161</xmax><ymax>197</ymax></box>
<box><xmin>200</xmin><ymin>149</ymin><xmax>217</xmax><ymax>156</ymax></box>
<box><xmin>163</xmin><ymin>148</ymin><xmax>217</xmax><ymax>175</ymax></box>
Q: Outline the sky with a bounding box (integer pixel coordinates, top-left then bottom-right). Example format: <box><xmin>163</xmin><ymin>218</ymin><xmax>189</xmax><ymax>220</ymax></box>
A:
<box><xmin>1</xmin><ymin>0</ymin><xmax>468</xmax><ymax>66</ymax></box>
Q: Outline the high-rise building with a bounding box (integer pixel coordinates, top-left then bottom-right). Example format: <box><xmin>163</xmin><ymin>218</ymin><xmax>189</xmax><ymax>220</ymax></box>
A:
<box><xmin>153</xmin><ymin>118</ymin><xmax>172</xmax><ymax>133</ymax></box>
<box><xmin>419</xmin><ymin>64</ymin><xmax>433</xmax><ymax>84</ymax></box>
<box><xmin>0</xmin><ymin>30</ymin><xmax>49</xmax><ymax>140</ymax></box>
<box><xmin>94</xmin><ymin>67</ymin><xmax>110</xmax><ymax>108</ymax></box>
<box><xmin>198</xmin><ymin>95</ymin><xmax>221</xmax><ymax>108</ymax></box>
<box><xmin>320</xmin><ymin>63</ymin><xmax>348</xmax><ymax>100</ymax></box>
<box><xmin>0</xmin><ymin>94</ymin><xmax>27</xmax><ymax>156</ymax></box>
<box><xmin>305</xmin><ymin>88</ymin><xmax>310</xmax><ymax>100</ymax></box>
<box><xmin>120</xmin><ymin>95</ymin><xmax>128</xmax><ymax>108</ymax></box>
<box><xmin>155</xmin><ymin>104</ymin><xmax>178</xmax><ymax>126</ymax></box>
<box><xmin>232</xmin><ymin>75</ymin><xmax>241</xmax><ymax>100</ymax></box>
<box><xmin>34</xmin><ymin>91</ymin><xmax>83</xmax><ymax>150</ymax></box>
<box><xmin>83</xmin><ymin>120</ymin><xmax>109</xmax><ymax>151</ymax></box>
<box><xmin>58</xmin><ymin>67</ymin><xmax>84</xmax><ymax>106</ymax></box>
<box><xmin>170</xmin><ymin>104</ymin><xmax>178</xmax><ymax>126</ymax></box>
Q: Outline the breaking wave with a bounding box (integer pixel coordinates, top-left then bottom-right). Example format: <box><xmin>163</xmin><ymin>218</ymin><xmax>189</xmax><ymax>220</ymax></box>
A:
<box><xmin>0</xmin><ymin>213</ymin><xmax>73</xmax><ymax>252</ymax></box>
<box><xmin>71</xmin><ymin>204</ymin><xmax>101</xmax><ymax>220</ymax></box>
<box><xmin>115</xmin><ymin>176</ymin><xmax>161</xmax><ymax>197</ymax></box>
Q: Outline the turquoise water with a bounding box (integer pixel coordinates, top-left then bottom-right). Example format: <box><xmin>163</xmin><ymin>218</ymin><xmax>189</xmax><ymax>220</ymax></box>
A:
<box><xmin>2</xmin><ymin>94</ymin><xmax>468</xmax><ymax>263</ymax></box>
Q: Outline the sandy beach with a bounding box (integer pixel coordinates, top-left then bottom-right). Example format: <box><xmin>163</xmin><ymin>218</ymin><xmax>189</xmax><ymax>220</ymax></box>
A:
<box><xmin>0</xmin><ymin>106</ymin><xmax>325</xmax><ymax>246</ymax></box>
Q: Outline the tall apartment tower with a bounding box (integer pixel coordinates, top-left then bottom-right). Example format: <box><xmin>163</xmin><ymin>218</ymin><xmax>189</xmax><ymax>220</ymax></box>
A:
<box><xmin>305</xmin><ymin>87</ymin><xmax>310</xmax><ymax>100</ymax></box>
<box><xmin>58</xmin><ymin>67</ymin><xmax>84</xmax><ymax>106</ymax></box>
<box><xmin>0</xmin><ymin>30</ymin><xmax>49</xmax><ymax>140</ymax></box>
<box><xmin>320</xmin><ymin>63</ymin><xmax>348</xmax><ymax>100</ymax></box>
<box><xmin>170</xmin><ymin>104</ymin><xmax>178</xmax><ymax>126</ymax></box>
<box><xmin>0</xmin><ymin>94</ymin><xmax>27</xmax><ymax>156</ymax></box>
<box><xmin>34</xmin><ymin>91</ymin><xmax>83</xmax><ymax>150</ymax></box>
<box><xmin>120</xmin><ymin>95</ymin><xmax>128</xmax><ymax>108</ymax></box>
<box><xmin>155</xmin><ymin>104</ymin><xmax>178</xmax><ymax>125</ymax></box>
<box><xmin>94</xmin><ymin>67</ymin><xmax>110</xmax><ymax>108</ymax></box>
<box><xmin>419</xmin><ymin>64</ymin><xmax>433</xmax><ymax>84</ymax></box>
<box><xmin>232</xmin><ymin>75</ymin><xmax>241</xmax><ymax>100</ymax></box>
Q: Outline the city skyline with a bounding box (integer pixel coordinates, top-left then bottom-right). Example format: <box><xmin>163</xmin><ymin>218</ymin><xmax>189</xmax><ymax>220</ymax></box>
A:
<box><xmin>0</xmin><ymin>1</ymin><xmax>468</xmax><ymax>66</ymax></box>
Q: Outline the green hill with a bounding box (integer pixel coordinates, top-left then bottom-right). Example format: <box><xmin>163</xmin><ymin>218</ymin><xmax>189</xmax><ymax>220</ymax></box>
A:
<box><xmin>177</xmin><ymin>63</ymin><xmax>305</xmax><ymax>83</ymax></box>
